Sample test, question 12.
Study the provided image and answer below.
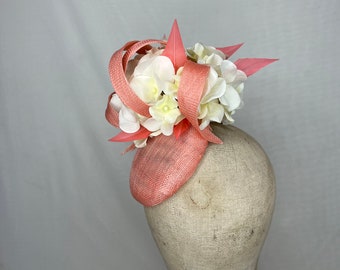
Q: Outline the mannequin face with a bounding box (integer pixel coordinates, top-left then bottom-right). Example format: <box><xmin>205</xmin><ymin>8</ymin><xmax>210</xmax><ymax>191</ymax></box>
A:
<box><xmin>145</xmin><ymin>125</ymin><xmax>275</xmax><ymax>270</ymax></box>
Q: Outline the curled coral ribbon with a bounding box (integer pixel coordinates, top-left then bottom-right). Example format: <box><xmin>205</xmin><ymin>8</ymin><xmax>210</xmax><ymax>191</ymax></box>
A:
<box><xmin>177</xmin><ymin>61</ymin><xmax>222</xmax><ymax>144</ymax></box>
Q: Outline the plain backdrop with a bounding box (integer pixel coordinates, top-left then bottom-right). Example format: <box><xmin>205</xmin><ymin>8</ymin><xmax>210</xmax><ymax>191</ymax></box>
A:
<box><xmin>0</xmin><ymin>0</ymin><xmax>339</xmax><ymax>269</ymax></box>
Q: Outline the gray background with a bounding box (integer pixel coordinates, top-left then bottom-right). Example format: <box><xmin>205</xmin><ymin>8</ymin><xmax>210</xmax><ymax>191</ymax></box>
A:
<box><xmin>0</xmin><ymin>0</ymin><xmax>339</xmax><ymax>269</ymax></box>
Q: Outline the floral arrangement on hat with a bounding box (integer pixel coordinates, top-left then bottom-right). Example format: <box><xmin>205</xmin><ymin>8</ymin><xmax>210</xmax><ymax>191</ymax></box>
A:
<box><xmin>105</xmin><ymin>20</ymin><xmax>277</xmax><ymax>206</ymax></box>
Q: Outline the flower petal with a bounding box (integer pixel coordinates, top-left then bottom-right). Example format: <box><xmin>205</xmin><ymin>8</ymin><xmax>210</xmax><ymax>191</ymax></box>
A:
<box><xmin>143</xmin><ymin>118</ymin><xmax>161</xmax><ymax>132</ymax></box>
<box><xmin>130</xmin><ymin>76</ymin><xmax>160</xmax><ymax>104</ymax></box>
<box><xmin>110</xmin><ymin>94</ymin><xmax>123</xmax><ymax>111</ymax></box>
<box><xmin>152</xmin><ymin>56</ymin><xmax>175</xmax><ymax>82</ymax></box>
<box><xmin>219</xmin><ymin>85</ymin><xmax>241</xmax><ymax>111</ymax></box>
<box><xmin>134</xmin><ymin>138</ymin><xmax>148</xmax><ymax>148</ymax></box>
<box><xmin>161</xmin><ymin>122</ymin><xmax>174</xmax><ymax>136</ymax></box>
<box><xmin>221</xmin><ymin>60</ymin><xmax>237</xmax><ymax>83</ymax></box>
<box><xmin>223</xmin><ymin>111</ymin><xmax>235</xmax><ymax>123</ymax></box>
<box><xmin>149</xmin><ymin>95</ymin><xmax>181</xmax><ymax>124</ymax></box>
<box><xmin>201</xmin><ymin>77</ymin><xmax>226</xmax><ymax>104</ymax></box>
<box><xmin>119</xmin><ymin>106</ymin><xmax>140</xmax><ymax>133</ymax></box>
<box><xmin>199</xmin><ymin>102</ymin><xmax>224</xmax><ymax>130</ymax></box>
<box><xmin>199</xmin><ymin>119</ymin><xmax>210</xmax><ymax>130</ymax></box>
<box><xmin>205</xmin><ymin>53</ymin><xmax>224</xmax><ymax>68</ymax></box>
<box><xmin>198</xmin><ymin>104</ymin><xmax>208</xmax><ymax>119</ymax></box>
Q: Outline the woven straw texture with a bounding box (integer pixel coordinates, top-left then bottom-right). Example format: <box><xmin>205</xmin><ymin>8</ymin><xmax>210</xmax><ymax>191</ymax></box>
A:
<box><xmin>130</xmin><ymin>126</ymin><xmax>208</xmax><ymax>206</ymax></box>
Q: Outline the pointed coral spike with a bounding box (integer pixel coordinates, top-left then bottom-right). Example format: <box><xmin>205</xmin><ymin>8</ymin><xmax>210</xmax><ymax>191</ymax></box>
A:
<box><xmin>109</xmin><ymin>127</ymin><xmax>151</xmax><ymax>142</ymax></box>
<box><xmin>162</xmin><ymin>20</ymin><xmax>187</xmax><ymax>71</ymax></box>
<box><xmin>217</xmin><ymin>43</ymin><xmax>244</xmax><ymax>58</ymax></box>
<box><xmin>234</xmin><ymin>58</ymin><xmax>278</xmax><ymax>77</ymax></box>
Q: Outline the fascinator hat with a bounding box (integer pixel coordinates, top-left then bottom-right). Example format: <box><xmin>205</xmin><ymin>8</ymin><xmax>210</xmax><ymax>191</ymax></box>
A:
<box><xmin>105</xmin><ymin>20</ymin><xmax>277</xmax><ymax>206</ymax></box>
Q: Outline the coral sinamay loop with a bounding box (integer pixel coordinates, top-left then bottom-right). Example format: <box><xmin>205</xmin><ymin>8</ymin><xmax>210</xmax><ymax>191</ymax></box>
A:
<box><xmin>109</xmin><ymin>40</ymin><xmax>166</xmax><ymax>118</ymax></box>
<box><xmin>177</xmin><ymin>61</ymin><xmax>222</xmax><ymax>144</ymax></box>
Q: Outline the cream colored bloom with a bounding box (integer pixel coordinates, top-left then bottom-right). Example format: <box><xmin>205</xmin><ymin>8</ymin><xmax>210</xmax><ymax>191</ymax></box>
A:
<box><xmin>129</xmin><ymin>52</ymin><xmax>176</xmax><ymax>105</ymax></box>
<box><xmin>219</xmin><ymin>60</ymin><xmax>247</xmax><ymax>121</ymax></box>
<box><xmin>143</xmin><ymin>95</ymin><xmax>182</xmax><ymax>136</ymax></box>
<box><xmin>187</xmin><ymin>43</ymin><xmax>225</xmax><ymax>72</ymax></box>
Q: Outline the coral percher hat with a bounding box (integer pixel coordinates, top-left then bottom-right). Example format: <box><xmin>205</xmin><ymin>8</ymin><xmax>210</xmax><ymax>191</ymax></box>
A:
<box><xmin>105</xmin><ymin>20</ymin><xmax>277</xmax><ymax>207</ymax></box>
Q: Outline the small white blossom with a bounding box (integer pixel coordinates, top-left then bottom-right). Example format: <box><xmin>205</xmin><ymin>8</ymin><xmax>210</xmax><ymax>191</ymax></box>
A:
<box><xmin>143</xmin><ymin>95</ymin><xmax>182</xmax><ymax>136</ymax></box>
<box><xmin>219</xmin><ymin>60</ymin><xmax>247</xmax><ymax>119</ymax></box>
<box><xmin>187</xmin><ymin>43</ymin><xmax>225</xmax><ymax>63</ymax></box>
<box><xmin>129</xmin><ymin>53</ymin><xmax>176</xmax><ymax>105</ymax></box>
<box><xmin>187</xmin><ymin>43</ymin><xmax>225</xmax><ymax>73</ymax></box>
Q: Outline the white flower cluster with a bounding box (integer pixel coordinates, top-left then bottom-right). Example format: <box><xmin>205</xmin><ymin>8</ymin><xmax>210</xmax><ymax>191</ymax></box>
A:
<box><xmin>111</xmin><ymin>43</ymin><xmax>247</xmax><ymax>147</ymax></box>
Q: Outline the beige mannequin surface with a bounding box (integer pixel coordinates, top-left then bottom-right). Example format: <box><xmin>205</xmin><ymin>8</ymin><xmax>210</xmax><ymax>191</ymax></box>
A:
<box><xmin>145</xmin><ymin>124</ymin><xmax>275</xmax><ymax>270</ymax></box>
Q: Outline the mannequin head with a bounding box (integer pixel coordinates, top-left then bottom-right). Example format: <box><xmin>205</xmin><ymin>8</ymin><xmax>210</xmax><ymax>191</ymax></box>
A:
<box><xmin>145</xmin><ymin>125</ymin><xmax>275</xmax><ymax>270</ymax></box>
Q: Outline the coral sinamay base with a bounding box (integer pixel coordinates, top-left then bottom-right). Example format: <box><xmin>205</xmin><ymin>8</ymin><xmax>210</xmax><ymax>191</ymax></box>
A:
<box><xmin>130</xmin><ymin>126</ymin><xmax>208</xmax><ymax>206</ymax></box>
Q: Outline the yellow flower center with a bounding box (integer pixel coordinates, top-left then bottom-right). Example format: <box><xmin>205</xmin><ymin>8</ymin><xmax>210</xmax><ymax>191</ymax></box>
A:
<box><xmin>152</xmin><ymin>87</ymin><xmax>158</xmax><ymax>94</ymax></box>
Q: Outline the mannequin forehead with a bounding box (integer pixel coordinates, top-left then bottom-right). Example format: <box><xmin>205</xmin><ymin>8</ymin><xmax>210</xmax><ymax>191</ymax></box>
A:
<box><xmin>185</xmin><ymin>136</ymin><xmax>273</xmax><ymax>209</ymax></box>
<box><xmin>151</xmin><ymin>125</ymin><xmax>275</xmax><ymax>221</ymax></box>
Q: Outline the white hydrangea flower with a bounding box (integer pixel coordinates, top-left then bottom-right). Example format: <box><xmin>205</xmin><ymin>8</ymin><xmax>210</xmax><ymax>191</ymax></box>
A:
<box><xmin>187</xmin><ymin>43</ymin><xmax>226</xmax><ymax>73</ymax></box>
<box><xmin>143</xmin><ymin>95</ymin><xmax>182</xmax><ymax>136</ymax></box>
<box><xmin>219</xmin><ymin>60</ymin><xmax>247</xmax><ymax>121</ymax></box>
<box><xmin>129</xmin><ymin>52</ymin><xmax>176</xmax><ymax>105</ymax></box>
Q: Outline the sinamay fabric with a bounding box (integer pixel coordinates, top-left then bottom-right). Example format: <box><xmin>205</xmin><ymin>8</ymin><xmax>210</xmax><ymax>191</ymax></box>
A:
<box><xmin>130</xmin><ymin>126</ymin><xmax>208</xmax><ymax>206</ymax></box>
